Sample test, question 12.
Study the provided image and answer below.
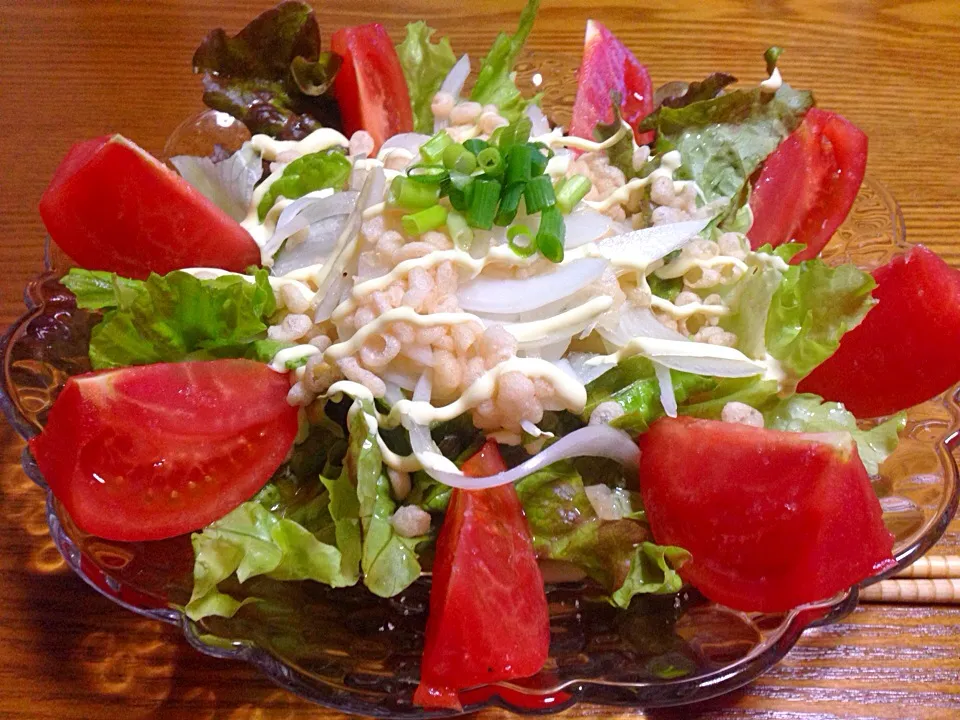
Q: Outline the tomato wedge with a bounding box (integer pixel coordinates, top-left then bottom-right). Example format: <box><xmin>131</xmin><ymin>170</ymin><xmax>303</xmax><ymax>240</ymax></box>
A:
<box><xmin>799</xmin><ymin>245</ymin><xmax>960</xmax><ymax>416</ymax></box>
<box><xmin>29</xmin><ymin>360</ymin><xmax>297</xmax><ymax>541</ymax></box>
<box><xmin>414</xmin><ymin>440</ymin><xmax>550</xmax><ymax>710</ymax></box>
<box><xmin>639</xmin><ymin>417</ymin><xmax>895</xmax><ymax>612</ymax></box>
<box><xmin>40</xmin><ymin>135</ymin><xmax>261</xmax><ymax>279</ymax></box>
<box><xmin>330</xmin><ymin>23</ymin><xmax>413</xmax><ymax>152</ymax></box>
<box><xmin>748</xmin><ymin>109</ymin><xmax>868</xmax><ymax>263</ymax></box>
<box><xmin>569</xmin><ymin>20</ymin><xmax>654</xmax><ymax>146</ymax></box>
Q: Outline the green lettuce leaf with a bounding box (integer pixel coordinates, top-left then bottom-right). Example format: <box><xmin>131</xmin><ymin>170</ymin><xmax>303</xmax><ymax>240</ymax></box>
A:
<box><xmin>397</xmin><ymin>21</ymin><xmax>457</xmax><ymax>134</ymax></box>
<box><xmin>193</xmin><ymin>1</ymin><xmax>341</xmax><ymax>139</ymax></box>
<box><xmin>63</xmin><ymin>268</ymin><xmax>278</xmax><ymax>370</ymax></box>
<box><xmin>584</xmin><ymin>355</ymin><xmax>717</xmax><ymax>431</ymax></box>
<box><xmin>186</xmin><ymin>491</ymin><xmax>359</xmax><ymax>621</ymax></box>
<box><xmin>657</xmin><ymin>72</ymin><xmax>738</xmax><ymax>110</ymax></box>
<box><xmin>765</xmin><ymin>258</ymin><xmax>876</xmax><ymax>381</ymax></box>
<box><xmin>680</xmin><ymin>377</ymin><xmax>780</xmax><ymax>419</ymax></box>
<box><xmin>469</xmin><ymin>0</ymin><xmax>540</xmax><ymax>121</ymax></box>
<box><xmin>609</xmin><ymin>543</ymin><xmax>690</xmax><ymax>609</ymax></box>
<box><xmin>643</xmin><ymin>83</ymin><xmax>812</xmax><ymax>202</ymax></box>
<box><xmin>348</xmin><ymin>401</ymin><xmax>423</xmax><ymax>598</ymax></box>
<box><xmin>764</xmin><ymin>393</ymin><xmax>906</xmax><ymax>475</ymax></box>
<box><xmin>592</xmin><ymin>94</ymin><xmax>637</xmax><ymax>178</ymax></box>
<box><xmin>516</xmin><ymin>462</ymin><xmax>687</xmax><ymax>607</ymax></box>
<box><xmin>257</xmin><ymin>149</ymin><xmax>352</xmax><ymax>220</ymax></box>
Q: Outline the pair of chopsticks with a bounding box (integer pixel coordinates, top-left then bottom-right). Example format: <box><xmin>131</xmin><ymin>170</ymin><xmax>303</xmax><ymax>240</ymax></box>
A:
<box><xmin>860</xmin><ymin>555</ymin><xmax>960</xmax><ymax>604</ymax></box>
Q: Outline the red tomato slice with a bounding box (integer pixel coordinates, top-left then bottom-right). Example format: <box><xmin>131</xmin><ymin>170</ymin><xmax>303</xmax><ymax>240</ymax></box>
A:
<box><xmin>748</xmin><ymin>109</ymin><xmax>868</xmax><ymax>263</ymax></box>
<box><xmin>569</xmin><ymin>20</ymin><xmax>654</xmax><ymax>146</ymax></box>
<box><xmin>414</xmin><ymin>440</ymin><xmax>550</xmax><ymax>710</ymax></box>
<box><xmin>40</xmin><ymin>135</ymin><xmax>261</xmax><ymax>279</ymax></box>
<box><xmin>639</xmin><ymin>417</ymin><xmax>895</xmax><ymax>612</ymax></box>
<box><xmin>330</xmin><ymin>23</ymin><xmax>413</xmax><ymax>153</ymax></box>
<box><xmin>799</xmin><ymin>245</ymin><xmax>960</xmax><ymax>417</ymax></box>
<box><xmin>29</xmin><ymin>360</ymin><xmax>297</xmax><ymax>541</ymax></box>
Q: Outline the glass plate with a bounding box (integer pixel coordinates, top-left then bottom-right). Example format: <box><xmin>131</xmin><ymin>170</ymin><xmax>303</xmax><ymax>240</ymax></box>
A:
<box><xmin>2</xmin><ymin>54</ymin><xmax>959</xmax><ymax>715</ymax></box>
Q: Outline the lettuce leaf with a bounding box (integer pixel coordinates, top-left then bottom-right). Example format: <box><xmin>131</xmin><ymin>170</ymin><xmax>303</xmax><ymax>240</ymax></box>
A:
<box><xmin>469</xmin><ymin>0</ymin><xmax>540</xmax><ymax>121</ymax></box>
<box><xmin>185</xmin><ymin>475</ymin><xmax>360</xmax><ymax>621</ymax></box>
<box><xmin>257</xmin><ymin>149</ymin><xmax>352</xmax><ymax>220</ymax></box>
<box><xmin>348</xmin><ymin>401</ymin><xmax>423</xmax><ymax>598</ymax></box>
<box><xmin>610</xmin><ymin>543</ymin><xmax>690</xmax><ymax>609</ymax></box>
<box><xmin>584</xmin><ymin>355</ymin><xmax>717</xmax><ymax>431</ymax></box>
<box><xmin>657</xmin><ymin>72</ymin><xmax>738</xmax><ymax>110</ymax></box>
<box><xmin>516</xmin><ymin>462</ymin><xmax>687</xmax><ymax>606</ymax></box>
<box><xmin>764</xmin><ymin>393</ymin><xmax>906</xmax><ymax>475</ymax></box>
<box><xmin>642</xmin><ymin>83</ymin><xmax>812</xmax><ymax>203</ymax></box>
<box><xmin>397</xmin><ymin>21</ymin><xmax>457</xmax><ymax>134</ymax></box>
<box><xmin>765</xmin><ymin>258</ymin><xmax>876</xmax><ymax>381</ymax></box>
<box><xmin>192</xmin><ymin>1</ymin><xmax>341</xmax><ymax>139</ymax></box>
<box><xmin>63</xmin><ymin>268</ymin><xmax>278</xmax><ymax>369</ymax></box>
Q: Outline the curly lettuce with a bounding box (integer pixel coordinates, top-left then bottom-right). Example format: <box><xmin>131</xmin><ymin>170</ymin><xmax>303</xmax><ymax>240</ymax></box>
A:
<box><xmin>62</xmin><ymin>268</ymin><xmax>282</xmax><ymax>369</ymax></box>
<box><xmin>469</xmin><ymin>0</ymin><xmax>540</xmax><ymax>121</ymax></box>
<box><xmin>396</xmin><ymin>21</ymin><xmax>457</xmax><ymax>134</ymax></box>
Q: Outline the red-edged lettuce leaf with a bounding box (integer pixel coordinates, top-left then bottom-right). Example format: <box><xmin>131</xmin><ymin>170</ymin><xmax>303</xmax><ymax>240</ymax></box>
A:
<box><xmin>193</xmin><ymin>1</ymin><xmax>342</xmax><ymax>140</ymax></box>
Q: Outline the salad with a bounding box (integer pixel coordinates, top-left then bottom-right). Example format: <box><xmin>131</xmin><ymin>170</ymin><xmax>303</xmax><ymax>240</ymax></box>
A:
<box><xmin>25</xmin><ymin>0</ymin><xmax>960</xmax><ymax>711</ymax></box>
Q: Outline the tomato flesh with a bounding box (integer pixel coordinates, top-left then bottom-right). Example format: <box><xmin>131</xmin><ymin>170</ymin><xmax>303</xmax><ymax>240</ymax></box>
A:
<box><xmin>639</xmin><ymin>417</ymin><xmax>895</xmax><ymax>612</ymax></box>
<box><xmin>330</xmin><ymin>24</ymin><xmax>413</xmax><ymax>153</ymax></box>
<box><xmin>29</xmin><ymin>360</ymin><xmax>298</xmax><ymax>541</ymax></box>
<box><xmin>799</xmin><ymin>245</ymin><xmax>960</xmax><ymax>416</ymax></box>
<box><xmin>40</xmin><ymin>135</ymin><xmax>261</xmax><ymax>279</ymax></box>
<box><xmin>414</xmin><ymin>440</ymin><xmax>550</xmax><ymax>710</ymax></box>
<box><xmin>748</xmin><ymin>109</ymin><xmax>867</xmax><ymax>263</ymax></box>
<box><xmin>570</xmin><ymin>20</ymin><xmax>654</xmax><ymax>146</ymax></box>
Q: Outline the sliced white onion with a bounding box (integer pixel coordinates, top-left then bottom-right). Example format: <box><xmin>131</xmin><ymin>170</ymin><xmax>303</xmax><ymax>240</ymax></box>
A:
<box><xmin>532</xmin><ymin>337</ymin><xmax>572</xmax><ymax>361</ymax></box>
<box><xmin>593</xmin><ymin>218</ymin><xmax>710</xmax><ymax>270</ymax></box>
<box><xmin>377</xmin><ymin>133</ymin><xmax>432</xmax><ymax>159</ymax></box>
<box><xmin>563</xmin><ymin>209</ymin><xmax>615</xmax><ymax>249</ymax></box>
<box><xmin>565</xmin><ymin>351</ymin><xmax>617</xmax><ymax>385</ymax></box>
<box><xmin>457</xmin><ymin>258</ymin><xmax>608</xmax><ymax>315</ymax></box>
<box><xmin>272</xmin><ymin>215</ymin><xmax>348</xmax><ymax>277</ymax></box>
<box><xmin>596</xmin><ymin>305</ymin><xmax>687</xmax><ymax>347</ymax></box>
<box><xmin>654</xmin><ymin>362</ymin><xmax>677</xmax><ymax>418</ymax></box>
<box><xmin>312</xmin><ymin>272</ymin><xmax>350</xmax><ymax>324</ymax></box>
<box><xmin>551</xmin><ymin>358</ymin><xmax>580</xmax><ymax>383</ymax></box>
<box><xmin>599</xmin><ymin>337</ymin><xmax>766</xmax><ymax>378</ymax></box>
<box><xmin>266</xmin><ymin>191</ymin><xmax>358</xmax><ymax>264</ymax></box>
<box><xmin>525</xmin><ymin>103</ymin><xmax>551</xmax><ymax>136</ymax></box>
<box><xmin>423</xmin><ymin>424</ymin><xmax>639</xmax><ymax>489</ymax></box>
<box><xmin>310</xmin><ymin>168</ymin><xmax>383</xmax><ymax>307</ymax></box>
<box><xmin>171</xmin><ymin>143</ymin><xmax>263</xmax><ymax>222</ymax></box>
<box><xmin>434</xmin><ymin>54</ymin><xmax>471</xmax><ymax>132</ymax></box>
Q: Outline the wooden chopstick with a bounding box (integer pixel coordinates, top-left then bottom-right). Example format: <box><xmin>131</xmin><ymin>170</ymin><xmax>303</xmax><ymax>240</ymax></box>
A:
<box><xmin>859</xmin><ymin>556</ymin><xmax>960</xmax><ymax>604</ymax></box>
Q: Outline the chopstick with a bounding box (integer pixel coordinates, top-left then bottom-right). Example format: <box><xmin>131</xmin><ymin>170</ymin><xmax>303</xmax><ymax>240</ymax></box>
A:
<box><xmin>860</xmin><ymin>555</ymin><xmax>960</xmax><ymax>604</ymax></box>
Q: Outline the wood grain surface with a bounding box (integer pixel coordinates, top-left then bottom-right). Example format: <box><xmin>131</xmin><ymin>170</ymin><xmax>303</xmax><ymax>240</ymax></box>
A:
<box><xmin>2</xmin><ymin>1</ymin><xmax>960</xmax><ymax>718</ymax></box>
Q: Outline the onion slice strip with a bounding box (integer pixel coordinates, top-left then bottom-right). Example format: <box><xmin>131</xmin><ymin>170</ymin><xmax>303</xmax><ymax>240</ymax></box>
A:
<box><xmin>457</xmin><ymin>258</ymin><xmax>608</xmax><ymax>315</ymax></box>
<box><xmin>654</xmin><ymin>362</ymin><xmax>677</xmax><ymax>418</ymax></box>
<box><xmin>591</xmin><ymin>218</ymin><xmax>710</xmax><ymax>271</ymax></box>
<box><xmin>405</xmin><ymin>375</ymin><xmax>638</xmax><ymax>489</ymax></box>
<box><xmin>434</xmin><ymin>54</ymin><xmax>471</xmax><ymax>132</ymax></box>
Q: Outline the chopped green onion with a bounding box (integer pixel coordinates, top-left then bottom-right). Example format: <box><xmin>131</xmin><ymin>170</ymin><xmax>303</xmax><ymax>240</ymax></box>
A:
<box><xmin>463</xmin><ymin>138</ymin><xmax>489</xmax><ymax>156</ymax></box>
<box><xmin>507</xmin><ymin>224</ymin><xmax>537</xmax><ymax>257</ymax></box>
<box><xmin>442</xmin><ymin>144</ymin><xmax>477</xmax><ymax>174</ymax></box>
<box><xmin>477</xmin><ymin>147</ymin><xmax>505</xmax><ymax>177</ymax></box>
<box><xmin>556</xmin><ymin>174</ymin><xmax>592</xmax><ymax>214</ymax></box>
<box><xmin>407</xmin><ymin>164</ymin><xmax>449</xmax><ymax>185</ymax></box>
<box><xmin>420</xmin><ymin>131</ymin><xmax>454</xmax><ymax>164</ymax></box>
<box><xmin>402</xmin><ymin>204</ymin><xmax>449</xmax><ymax>236</ymax></box>
<box><xmin>528</xmin><ymin>143</ymin><xmax>549</xmax><ymax>176</ymax></box>
<box><xmin>391</xmin><ymin>176</ymin><xmax>441</xmax><ymax>209</ymax></box>
<box><xmin>536</xmin><ymin>206</ymin><xmax>565</xmax><ymax>263</ymax></box>
<box><xmin>505</xmin><ymin>144</ymin><xmax>533</xmax><ymax>186</ymax></box>
<box><xmin>494</xmin><ymin>116</ymin><xmax>533</xmax><ymax>151</ymax></box>
<box><xmin>495</xmin><ymin>182</ymin><xmax>525</xmax><ymax>226</ymax></box>
<box><xmin>446</xmin><ymin>210</ymin><xmax>474</xmax><ymax>250</ymax></box>
<box><xmin>523</xmin><ymin>175</ymin><xmax>556</xmax><ymax>214</ymax></box>
<box><xmin>467</xmin><ymin>177</ymin><xmax>501</xmax><ymax>230</ymax></box>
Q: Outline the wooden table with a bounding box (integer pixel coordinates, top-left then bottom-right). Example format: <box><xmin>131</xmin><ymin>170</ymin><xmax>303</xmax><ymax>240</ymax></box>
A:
<box><xmin>2</xmin><ymin>1</ymin><xmax>960</xmax><ymax>717</ymax></box>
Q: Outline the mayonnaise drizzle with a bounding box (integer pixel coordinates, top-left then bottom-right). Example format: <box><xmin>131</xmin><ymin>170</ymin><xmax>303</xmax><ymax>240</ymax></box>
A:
<box><xmin>269</xmin><ymin>344</ymin><xmax>320</xmax><ymax>372</ymax></box>
<box><xmin>650</xmin><ymin>296</ymin><xmax>730</xmax><ymax>319</ymax></box>
<box><xmin>583</xmin><ymin>151</ymin><xmax>689</xmax><ymax>213</ymax></box>
<box><xmin>503</xmin><ymin>296</ymin><xmax>613</xmax><ymax>344</ymax></box>
<box><xmin>179</xmin><ymin>267</ymin><xmax>314</xmax><ymax>308</ymax></box>
<box><xmin>325</xmin><ymin>307</ymin><xmax>485</xmax><ymax>360</ymax></box>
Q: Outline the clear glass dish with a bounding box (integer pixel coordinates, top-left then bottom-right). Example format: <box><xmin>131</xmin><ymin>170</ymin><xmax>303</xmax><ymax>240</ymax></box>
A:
<box><xmin>2</xmin><ymin>51</ymin><xmax>958</xmax><ymax>716</ymax></box>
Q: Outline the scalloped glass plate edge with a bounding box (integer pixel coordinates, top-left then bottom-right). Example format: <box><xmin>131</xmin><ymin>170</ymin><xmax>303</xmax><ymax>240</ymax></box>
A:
<box><xmin>2</xmin><ymin>178</ymin><xmax>958</xmax><ymax>717</ymax></box>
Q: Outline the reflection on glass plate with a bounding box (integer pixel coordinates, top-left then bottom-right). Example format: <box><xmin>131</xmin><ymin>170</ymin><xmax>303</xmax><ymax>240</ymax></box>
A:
<box><xmin>2</xmin><ymin>47</ymin><xmax>958</xmax><ymax>715</ymax></box>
